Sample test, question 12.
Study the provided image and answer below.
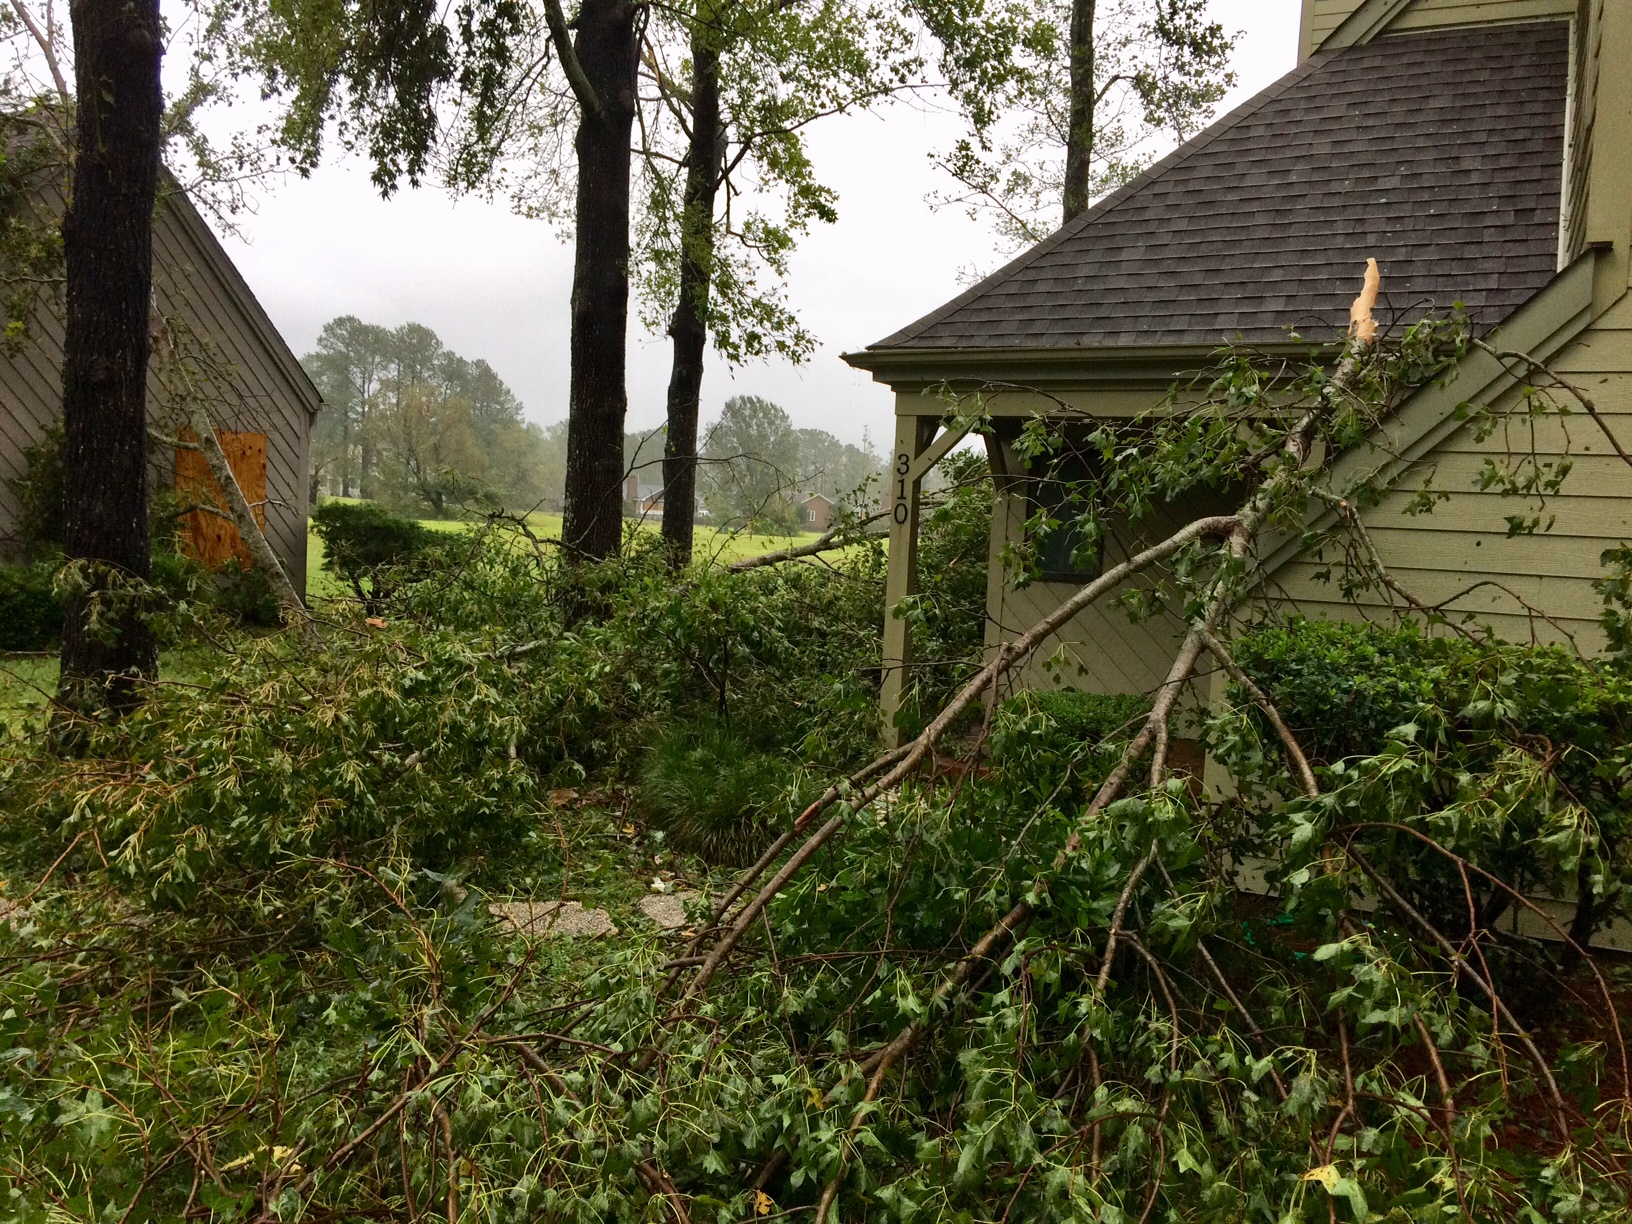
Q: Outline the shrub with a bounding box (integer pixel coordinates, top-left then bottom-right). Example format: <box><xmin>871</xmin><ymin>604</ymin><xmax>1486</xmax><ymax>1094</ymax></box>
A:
<box><xmin>311</xmin><ymin>500</ymin><xmax>435</xmax><ymax>613</ymax></box>
<box><xmin>0</xmin><ymin>561</ymin><xmax>62</xmax><ymax>649</ymax></box>
<box><xmin>639</xmin><ymin>718</ymin><xmax>794</xmax><ymax>866</ymax></box>
<box><xmin>991</xmin><ymin>688</ymin><xmax>1147</xmax><ymax>798</ymax></box>
<box><xmin>4</xmin><ymin>423</ymin><xmax>63</xmax><ymax>561</ymax></box>
<box><xmin>212</xmin><ymin>558</ymin><xmax>281</xmax><ymax>627</ymax></box>
<box><xmin>1227</xmin><ymin>616</ymin><xmax>1632</xmax><ymax>953</ymax></box>
<box><xmin>1231</xmin><ymin>617</ymin><xmax>1460</xmax><ymax>762</ymax></box>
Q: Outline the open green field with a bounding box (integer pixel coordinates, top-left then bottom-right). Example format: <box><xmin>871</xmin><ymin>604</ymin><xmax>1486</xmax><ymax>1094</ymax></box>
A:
<box><xmin>0</xmin><ymin>647</ymin><xmax>219</xmax><ymax>740</ymax></box>
<box><xmin>306</xmin><ymin>508</ymin><xmax>833</xmax><ymax>598</ymax></box>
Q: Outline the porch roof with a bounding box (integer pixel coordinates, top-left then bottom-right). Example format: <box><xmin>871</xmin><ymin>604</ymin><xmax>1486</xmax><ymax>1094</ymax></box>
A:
<box><xmin>849</xmin><ymin>21</ymin><xmax>1569</xmax><ymax>370</ymax></box>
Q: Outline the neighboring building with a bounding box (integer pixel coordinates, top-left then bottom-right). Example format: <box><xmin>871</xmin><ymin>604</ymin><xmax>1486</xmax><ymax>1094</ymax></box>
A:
<box><xmin>0</xmin><ymin>180</ymin><xmax>321</xmax><ymax>590</ymax></box>
<box><xmin>847</xmin><ymin>0</ymin><xmax>1632</xmax><ymax>739</ymax></box>
<box><xmin>625</xmin><ymin>475</ymin><xmax>665</xmax><ymax>516</ymax></box>
<box><xmin>794</xmin><ymin>492</ymin><xmax>836</xmax><ymax>533</ymax></box>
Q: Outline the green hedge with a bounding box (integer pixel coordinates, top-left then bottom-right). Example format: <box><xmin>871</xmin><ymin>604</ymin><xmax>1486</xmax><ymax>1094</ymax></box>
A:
<box><xmin>992</xmin><ymin>688</ymin><xmax>1149</xmax><ymax>790</ymax></box>
<box><xmin>0</xmin><ymin>562</ymin><xmax>63</xmax><ymax>650</ymax></box>
<box><xmin>1231</xmin><ymin>618</ymin><xmax>1461</xmax><ymax>763</ymax></box>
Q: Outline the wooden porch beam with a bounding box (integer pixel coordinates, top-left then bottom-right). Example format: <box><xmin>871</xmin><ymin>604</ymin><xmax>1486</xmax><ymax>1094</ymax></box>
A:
<box><xmin>880</xmin><ymin>414</ymin><xmax>944</xmax><ymax>746</ymax></box>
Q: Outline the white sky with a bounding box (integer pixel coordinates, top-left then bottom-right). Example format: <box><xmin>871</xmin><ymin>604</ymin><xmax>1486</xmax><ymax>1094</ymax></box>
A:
<box><xmin>212</xmin><ymin>0</ymin><xmax>1302</xmax><ymax>447</ymax></box>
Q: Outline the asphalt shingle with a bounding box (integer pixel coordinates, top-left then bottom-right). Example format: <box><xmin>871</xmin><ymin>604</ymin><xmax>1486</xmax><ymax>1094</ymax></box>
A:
<box><xmin>866</xmin><ymin>23</ymin><xmax>1569</xmax><ymax>354</ymax></box>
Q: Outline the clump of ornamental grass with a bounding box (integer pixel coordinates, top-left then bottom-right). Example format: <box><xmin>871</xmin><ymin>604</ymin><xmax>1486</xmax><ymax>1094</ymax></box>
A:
<box><xmin>639</xmin><ymin>717</ymin><xmax>794</xmax><ymax>866</ymax></box>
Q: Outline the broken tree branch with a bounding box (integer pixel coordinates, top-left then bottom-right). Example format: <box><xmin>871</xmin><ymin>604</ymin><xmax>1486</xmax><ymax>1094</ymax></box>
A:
<box><xmin>727</xmin><ymin>511</ymin><xmax>889</xmax><ymax>572</ymax></box>
<box><xmin>183</xmin><ymin>403</ymin><xmax>318</xmax><ymax>644</ymax></box>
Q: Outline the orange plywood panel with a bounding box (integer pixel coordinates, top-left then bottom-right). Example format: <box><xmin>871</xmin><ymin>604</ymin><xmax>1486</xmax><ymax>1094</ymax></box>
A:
<box><xmin>175</xmin><ymin>430</ymin><xmax>267</xmax><ymax>570</ymax></box>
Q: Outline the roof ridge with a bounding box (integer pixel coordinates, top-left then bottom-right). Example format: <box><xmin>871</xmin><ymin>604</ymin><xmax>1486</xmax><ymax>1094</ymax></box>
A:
<box><xmin>871</xmin><ymin>51</ymin><xmax>1334</xmax><ymax>352</ymax></box>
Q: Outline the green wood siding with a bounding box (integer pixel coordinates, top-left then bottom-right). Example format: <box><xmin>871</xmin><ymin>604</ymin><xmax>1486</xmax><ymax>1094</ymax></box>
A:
<box><xmin>1269</xmin><ymin>294</ymin><xmax>1632</xmax><ymax>648</ymax></box>
<box><xmin>1305</xmin><ymin>0</ymin><xmax>1574</xmax><ymax>61</ymax></box>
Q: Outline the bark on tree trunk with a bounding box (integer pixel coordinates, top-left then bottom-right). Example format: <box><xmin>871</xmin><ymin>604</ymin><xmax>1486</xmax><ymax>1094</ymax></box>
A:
<box><xmin>56</xmin><ymin>0</ymin><xmax>163</xmax><ymax>721</ymax></box>
<box><xmin>560</xmin><ymin>0</ymin><xmax>639</xmax><ymax>562</ymax></box>
<box><xmin>1062</xmin><ymin>0</ymin><xmax>1097</xmax><ymax>225</ymax></box>
<box><xmin>660</xmin><ymin>29</ymin><xmax>724</xmax><ymax>569</ymax></box>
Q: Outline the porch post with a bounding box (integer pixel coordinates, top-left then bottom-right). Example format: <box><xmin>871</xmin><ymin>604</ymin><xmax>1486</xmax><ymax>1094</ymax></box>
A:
<box><xmin>880</xmin><ymin>413</ymin><xmax>939</xmax><ymax>745</ymax></box>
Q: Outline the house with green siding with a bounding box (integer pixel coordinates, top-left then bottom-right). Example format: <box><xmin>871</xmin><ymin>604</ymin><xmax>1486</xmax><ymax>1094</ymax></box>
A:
<box><xmin>847</xmin><ymin>0</ymin><xmax>1632</xmax><ymax>746</ymax></box>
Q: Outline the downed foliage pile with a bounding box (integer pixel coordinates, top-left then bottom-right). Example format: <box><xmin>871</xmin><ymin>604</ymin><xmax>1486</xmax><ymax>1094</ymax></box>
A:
<box><xmin>2</xmin><ymin>318</ymin><xmax>1630</xmax><ymax>1223</ymax></box>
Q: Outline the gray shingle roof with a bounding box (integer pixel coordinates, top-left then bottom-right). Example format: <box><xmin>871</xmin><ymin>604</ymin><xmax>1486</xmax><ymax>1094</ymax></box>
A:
<box><xmin>865</xmin><ymin>22</ymin><xmax>1569</xmax><ymax>355</ymax></box>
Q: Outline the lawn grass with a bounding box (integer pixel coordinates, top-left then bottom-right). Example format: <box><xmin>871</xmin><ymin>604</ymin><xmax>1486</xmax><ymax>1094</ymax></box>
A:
<box><xmin>0</xmin><ymin>646</ymin><xmax>218</xmax><ymax>741</ymax></box>
<box><xmin>0</xmin><ymin>655</ymin><xmax>57</xmax><ymax>739</ymax></box>
<box><xmin>306</xmin><ymin>506</ymin><xmax>839</xmax><ymax>599</ymax></box>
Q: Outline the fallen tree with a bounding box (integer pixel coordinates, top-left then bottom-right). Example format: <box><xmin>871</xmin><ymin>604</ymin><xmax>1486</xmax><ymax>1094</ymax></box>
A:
<box><xmin>3</xmin><ymin>262</ymin><xmax>1630</xmax><ymax>1224</ymax></box>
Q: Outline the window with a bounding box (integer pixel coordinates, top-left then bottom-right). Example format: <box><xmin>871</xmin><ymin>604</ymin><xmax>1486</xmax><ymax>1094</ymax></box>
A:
<box><xmin>175</xmin><ymin>430</ymin><xmax>268</xmax><ymax>570</ymax></box>
<box><xmin>1028</xmin><ymin>447</ymin><xmax>1104</xmax><ymax>583</ymax></box>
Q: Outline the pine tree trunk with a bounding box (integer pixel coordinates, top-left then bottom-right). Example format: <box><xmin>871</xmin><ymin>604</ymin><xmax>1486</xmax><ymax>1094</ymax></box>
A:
<box><xmin>561</xmin><ymin>0</ymin><xmax>638</xmax><ymax>562</ymax></box>
<box><xmin>660</xmin><ymin>31</ymin><xmax>723</xmax><ymax>570</ymax></box>
<box><xmin>56</xmin><ymin>0</ymin><xmax>163</xmax><ymax>721</ymax></box>
<box><xmin>1062</xmin><ymin>0</ymin><xmax>1097</xmax><ymax>224</ymax></box>
<box><xmin>340</xmin><ymin>400</ymin><xmax>352</xmax><ymax>497</ymax></box>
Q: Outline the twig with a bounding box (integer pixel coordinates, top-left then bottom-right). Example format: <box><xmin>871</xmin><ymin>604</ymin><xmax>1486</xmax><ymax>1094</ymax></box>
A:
<box><xmin>1344</xmin><ymin>846</ymin><xmax>1571</xmax><ymax>1141</ymax></box>
<box><xmin>1412</xmin><ymin>1013</ymin><xmax>1457</xmax><ymax>1130</ymax></box>
<box><xmin>256</xmin><ymin>960</ymin><xmax>529</xmax><ymax>1220</ymax></box>
<box><xmin>1194</xmin><ymin>937</ymin><xmax>1288</xmax><ymax>1100</ymax></box>
<box><xmin>430</xmin><ymin>1098</ymin><xmax>457</xmax><ymax>1224</ymax></box>
<box><xmin>814</xmin><ymin>904</ymin><xmax>1031</xmax><ymax>1221</ymax></box>
<box><xmin>1198</xmin><ymin>629</ymin><xmax>1319</xmax><ymax>798</ymax></box>
<box><xmin>1473</xmin><ymin>338</ymin><xmax>1632</xmax><ymax>473</ymax></box>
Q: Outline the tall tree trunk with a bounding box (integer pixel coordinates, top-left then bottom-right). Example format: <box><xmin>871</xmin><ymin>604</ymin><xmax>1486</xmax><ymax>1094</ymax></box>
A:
<box><xmin>560</xmin><ymin>0</ymin><xmax>639</xmax><ymax>561</ymax></box>
<box><xmin>660</xmin><ymin>27</ymin><xmax>723</xmax><ymax>570</ymax></box>
<box><xmin>1062</xmin><ymin>0</ymin><xmax>1096</xmax><ymax>224</ymax></box>
<box><xmin>56</xmin><ymin>0</ymin><xmax>163</xmax><ymax>722</ymax></box>
<box><xmin>340</xmin><ymin>396</ymin><xmax>352</xmax><ymax>497</ymax></box>
<box><xmin>359</xmin><ymin>403</ymin><xmax>373</xmax><ymax>499</ymax></box>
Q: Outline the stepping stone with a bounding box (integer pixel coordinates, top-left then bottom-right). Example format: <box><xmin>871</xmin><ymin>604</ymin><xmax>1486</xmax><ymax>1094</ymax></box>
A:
<box><xmin>638</xmin><ymin>892</ymin><xmax>705</xmax><ymax>931</ymax></box>
<box><xmin>489</xmin><ymin>900</ymin><xmax>618</xmax><ymax>938</ymax></box>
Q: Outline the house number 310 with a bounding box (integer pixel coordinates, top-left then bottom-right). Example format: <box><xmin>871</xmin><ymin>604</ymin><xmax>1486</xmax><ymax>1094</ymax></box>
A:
<box><xmin>893</xmin><ymin>452</ymin><xmax>911</xmax><ymax>523</ymax></box>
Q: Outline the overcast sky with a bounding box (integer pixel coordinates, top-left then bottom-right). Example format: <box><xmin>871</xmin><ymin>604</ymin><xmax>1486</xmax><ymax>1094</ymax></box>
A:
<box><xmin>213</xmin><ymin>0</ymin><xmax>1303</xmax><ymax>448</ymax></box>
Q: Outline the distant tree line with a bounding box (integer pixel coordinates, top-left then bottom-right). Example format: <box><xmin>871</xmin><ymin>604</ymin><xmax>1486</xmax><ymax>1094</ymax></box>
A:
<box><xmin>302</xmin><ymin>317</ymin><xmax>560</xmax><ymax>517</ymax></box>
<box><xmin>306</xmin><ymin>322</ymin><xmax>878</xmax><ymax>530</ymax></box>
<box><xmin>698</xmin><ymin>395</ymin><xmax>880</xmax><ymax>533</ymax></box>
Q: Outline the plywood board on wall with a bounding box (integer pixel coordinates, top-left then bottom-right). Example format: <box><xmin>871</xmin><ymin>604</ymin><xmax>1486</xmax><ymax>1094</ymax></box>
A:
<box><xmin>175</xmin><ymin>431</ymin><xmax>266</xmax><ymax>570</ymax></box>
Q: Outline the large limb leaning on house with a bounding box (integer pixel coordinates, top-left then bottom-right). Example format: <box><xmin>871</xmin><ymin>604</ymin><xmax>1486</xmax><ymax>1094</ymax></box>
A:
<box><xmin>803</xmin><ymin>263</ymin><xmax>1385</xmax><ymax>1220</ymax></box>
<box><xmin>661</xmin><ymin>262</ymin><xmax>1381</xmax><ymax>1024</ymax></box>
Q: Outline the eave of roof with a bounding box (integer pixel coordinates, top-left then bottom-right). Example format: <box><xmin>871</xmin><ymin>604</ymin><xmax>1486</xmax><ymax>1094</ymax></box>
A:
<box><xmin>843</xmin><ymin>339</ymin><xmax>1333</xmax><ymax>391</ymax></box>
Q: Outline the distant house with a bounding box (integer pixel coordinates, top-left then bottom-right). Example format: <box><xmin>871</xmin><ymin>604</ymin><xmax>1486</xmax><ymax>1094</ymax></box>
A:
<box><xmin>847</xmin><ymin>0</ymin><xmax>1632</xmax><ymax>738</ymax></box>
<box><xmin>625</xmin><ymin>474</ymin><xmax>664</xmax><ymax>516</ymax></box>
<box><xmin>793</xmin><ymin>492</ymin><xmax>836</xmax><ymax>533</ymax></box>
<box><xmin>0</xmin><ymin>181</ymin><xmax>322</xmax><ymax>590</ymax></box>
